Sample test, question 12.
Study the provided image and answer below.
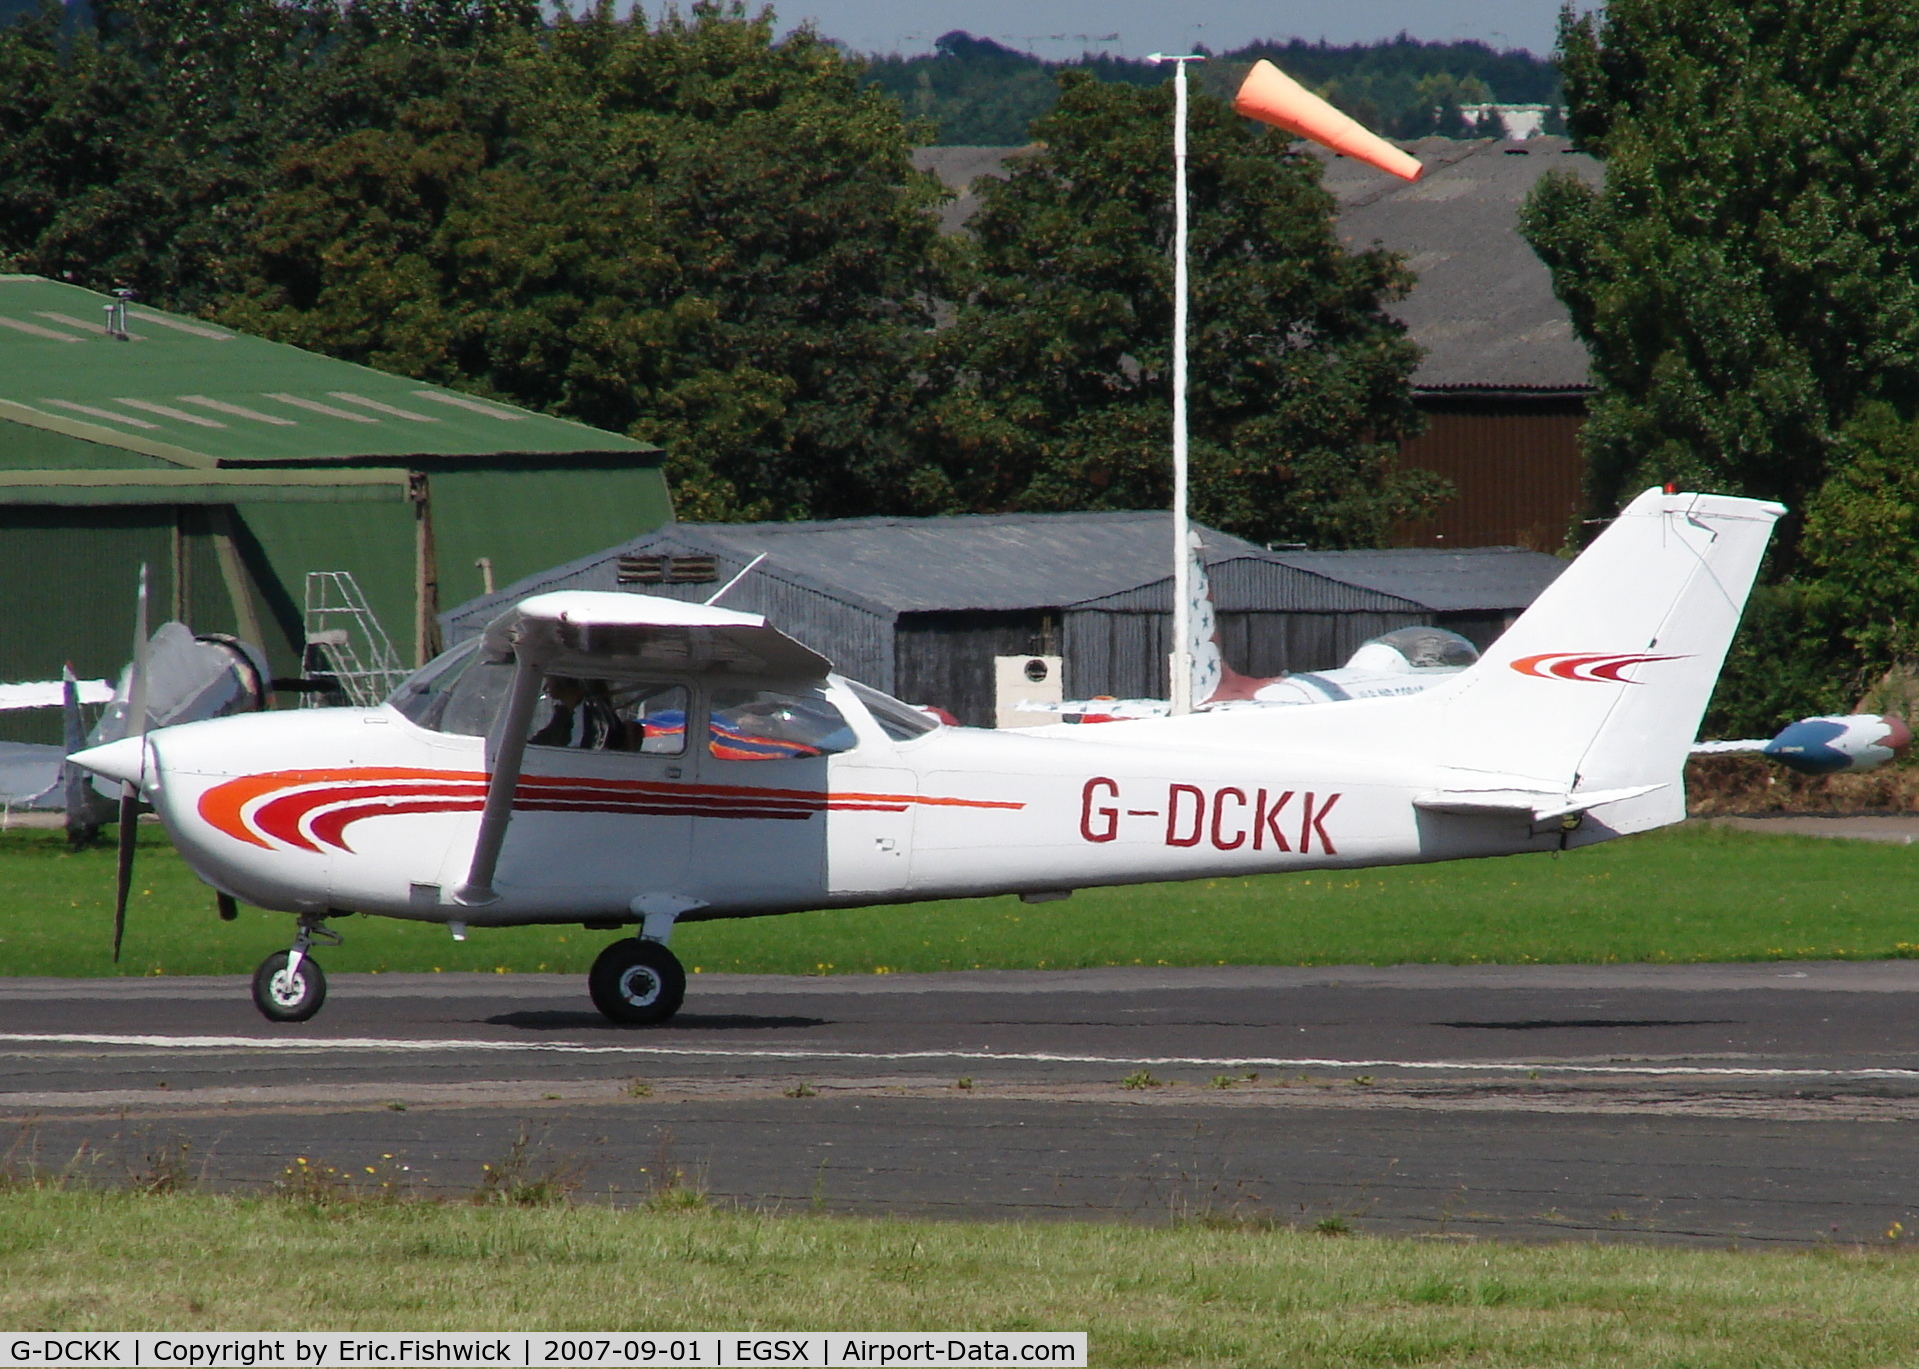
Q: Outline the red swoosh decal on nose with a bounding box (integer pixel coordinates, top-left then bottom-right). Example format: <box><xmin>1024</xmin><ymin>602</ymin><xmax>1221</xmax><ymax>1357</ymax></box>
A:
<box><xmin>197</xmin><ymin>768</ymin><xmax>482</xmax><ymax>849</ymax></box>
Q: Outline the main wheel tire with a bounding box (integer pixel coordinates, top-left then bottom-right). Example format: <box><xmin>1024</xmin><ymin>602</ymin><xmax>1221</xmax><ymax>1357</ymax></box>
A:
<box><xmin>252</xmin><ymin>951</ymin><xmax>326</xmax><ymax>1023</ymax></box>
<box><xmin>588</xmin><ymin>938</ymin><xmax>685</xmax><ymax>1026</ymax></box>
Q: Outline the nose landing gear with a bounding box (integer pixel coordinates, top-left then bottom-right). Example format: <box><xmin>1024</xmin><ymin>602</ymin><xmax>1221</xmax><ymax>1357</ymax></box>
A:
<box><xmin>252</xmin><ymin>915</ymin><xmax>341</xmax><ymax>1022</ymax></box>
<box><xmin>588</xmin><ymin>937</ymin><xmax>686</xmax><ymax>1026</ymax></box>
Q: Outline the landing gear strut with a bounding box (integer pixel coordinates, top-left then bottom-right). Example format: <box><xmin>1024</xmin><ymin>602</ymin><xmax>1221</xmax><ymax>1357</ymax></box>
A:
<box><xmin>252</xmin><ymin>915</ymin><xmax>340</xmax><ymax>1023</ymax></box>
<box><xmin>588</xmin><ymin>937</ymin><xmax>686</xmax><ymax>1026</ymax></box>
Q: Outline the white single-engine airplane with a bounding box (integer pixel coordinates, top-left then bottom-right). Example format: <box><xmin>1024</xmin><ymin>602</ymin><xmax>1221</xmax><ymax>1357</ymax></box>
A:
<box><xmin>74</xmin><ymin>488</ymin><xmax>1779</xmax><ymax>1025</ymax></box>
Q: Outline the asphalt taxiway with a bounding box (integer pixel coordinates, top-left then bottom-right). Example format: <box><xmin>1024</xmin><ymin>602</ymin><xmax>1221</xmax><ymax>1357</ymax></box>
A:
<box><xmin>5</xmin><ymin>963</ymin><xmax>1919</xmax><ymax>1245</ymax></box>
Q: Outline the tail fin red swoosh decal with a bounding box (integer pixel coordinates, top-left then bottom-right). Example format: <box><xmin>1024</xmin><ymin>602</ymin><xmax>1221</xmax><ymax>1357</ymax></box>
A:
<box><xmin>1510</xmin><ymin>652</ymin><xmax>1687</xmax><ymax>683</ymax></box>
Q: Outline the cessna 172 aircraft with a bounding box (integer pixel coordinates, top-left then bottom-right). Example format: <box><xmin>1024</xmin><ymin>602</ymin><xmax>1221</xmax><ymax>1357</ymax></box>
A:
<box><xmin>74</xmin><ymin>487</ymin><xmax>1783</xmax><ymax>1026</ymax></box>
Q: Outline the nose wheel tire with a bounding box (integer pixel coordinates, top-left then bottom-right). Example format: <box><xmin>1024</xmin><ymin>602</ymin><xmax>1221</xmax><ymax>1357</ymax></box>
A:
<box><xmin>589</xmin><ymin>938</ymin><xmax>685</xmax><ymax>1026</ymax></box>
<box><xmin>252</xmin><ymin>951</ymin><xmax>327</xmax><ymax>1022</ymax></box>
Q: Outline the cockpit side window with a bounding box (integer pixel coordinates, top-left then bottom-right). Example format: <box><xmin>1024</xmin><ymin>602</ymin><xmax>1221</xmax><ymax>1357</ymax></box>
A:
<box><xmin>845</xmin><ymin>679</ymin><xmax>941</xmax><ymax>741</ymax></box>
<box><xmin>708</xmin><ymin>688</ymin><xmax>857</xmax><ymax>761</ymax></box>
<box><xmin>527</xmin><ymin>677</ymin><xmax>689</xmax><ymax>755</ymax></box>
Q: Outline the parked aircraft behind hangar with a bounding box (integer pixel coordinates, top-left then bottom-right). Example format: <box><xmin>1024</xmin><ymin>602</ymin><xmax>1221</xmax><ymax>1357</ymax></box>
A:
<box><xmin>1033</xmin><ymin>541</ymin><xmax>1909</xmax><ymax>777</ymax></box>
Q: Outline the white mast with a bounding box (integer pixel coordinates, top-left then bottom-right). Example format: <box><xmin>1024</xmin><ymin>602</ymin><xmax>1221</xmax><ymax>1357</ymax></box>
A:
<box><xmin>1150</xmin><ymin>53</ymin><xmax>1204</xmax><ymax>714</ymax></box>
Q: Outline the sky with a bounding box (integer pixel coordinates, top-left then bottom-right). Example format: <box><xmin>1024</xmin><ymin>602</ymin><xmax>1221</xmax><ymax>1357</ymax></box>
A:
<box><xmin>770</xmin><ymin>1</ymin><xmax>1586</xmax><ymax>61</ymax></box>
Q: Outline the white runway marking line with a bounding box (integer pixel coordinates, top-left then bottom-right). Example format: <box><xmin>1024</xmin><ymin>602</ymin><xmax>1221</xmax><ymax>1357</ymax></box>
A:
<box><xmin>2</xmin><ymin>1032</ymin><xmax>1915</xmax><ymax>1080</ymax></box>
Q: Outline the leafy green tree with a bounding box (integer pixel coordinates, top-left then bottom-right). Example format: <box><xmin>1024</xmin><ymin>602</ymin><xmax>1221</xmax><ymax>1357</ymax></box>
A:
<box><xmin>864</xmin><ymin>31</ymin><xmax>1104</xmax><ymax>146</ymax></box>
<box><xmin>1520</xmin><ymin>0</ymin><xmax>1919</xmax><ymax>540</ymax></box>
<box><xmin>0</xmin><ymin>0</ymin><xmax>345</xmax><ymax>306</ymax></box>
<box><xmin>1801</xmin><ymin>405</ymin><xmax>1919</xmax><ymax>664</ymax></box>
<box><xmin>1235</xmin><ymin>36</ymin><xmax>1560</xmax><ymax>112</ymax></box>
<box><xmin>919</xmin><ymin>71</ymin><xmax>1436</xmax><ymax>548</ymax></box>
<box><xmin>0</xmin><ymin>0</ymin><xmax>945</xmax><ymax>522</ymax></box>
<box><xmin>1705</xmin><ymin>404</ymin><xmax>1919</xmax><ymax>733</ymax></box>
<box><xmin>1391</xmin><ymin>73</ymin><xmax>1490</xmax><ymax>139</ymax></box>
<box><xmin>866</xmin><ymin>33</ymin><xmax>1559</xmax><ymax>148</ymax></box>
<box><xmin>219</xmin><ymin>3</ymin><xmax>948</xmax><ymax>522</ymax></box>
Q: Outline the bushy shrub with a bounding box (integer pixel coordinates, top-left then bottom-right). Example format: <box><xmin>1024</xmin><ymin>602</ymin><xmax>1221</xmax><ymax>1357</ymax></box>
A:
<box><xmin>1703</xmin><ymin>580</ymin><xmax>1866</xmax><ymax>739</ymax></box>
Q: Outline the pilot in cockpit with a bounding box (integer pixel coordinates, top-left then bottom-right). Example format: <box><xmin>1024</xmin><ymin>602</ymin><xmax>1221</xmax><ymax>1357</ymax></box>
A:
<box><xmin>529</xmin><ymin>676</ymin><xmax>621</xmax><ymax>749</ymax></box>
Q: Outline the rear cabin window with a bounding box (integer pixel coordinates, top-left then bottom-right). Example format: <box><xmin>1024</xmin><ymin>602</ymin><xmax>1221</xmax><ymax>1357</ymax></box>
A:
<box><xmin>528</xmin><ymin>678</ymin><xmax>689</xmax><ymax>755</ymax></box>
<box><xmin>846</xmin><ymin>680</ymin><xmax>941</xmax><ymax>741</ymax></box>
<box><xmin>708</xmin><ymin>689</ymin><xmax>857</xmax><ymax>761</ymax></box>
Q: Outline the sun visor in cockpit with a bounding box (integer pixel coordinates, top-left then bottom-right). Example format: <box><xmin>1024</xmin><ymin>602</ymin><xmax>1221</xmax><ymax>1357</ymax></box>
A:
<box><xmin>480</xmin><ymin>590</ymin><xmax>832</xmax><ymax>681</ymax></box>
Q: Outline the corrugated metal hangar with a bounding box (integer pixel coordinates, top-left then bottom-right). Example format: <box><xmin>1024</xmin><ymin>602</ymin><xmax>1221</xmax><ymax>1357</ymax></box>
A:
<box><xmin>0</xmin><ymin>276</ymin><xmax>670</xmax><ymax>731</ymax></box>
<box><xmin>443</xmin><ymin>512</ymin><xmax>1565</xmax><ymax>727</ymax></box>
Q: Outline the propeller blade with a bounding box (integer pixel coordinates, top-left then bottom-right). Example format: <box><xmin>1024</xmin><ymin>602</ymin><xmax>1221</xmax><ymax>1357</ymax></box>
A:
<box><xmin>112</xmin><ymin>564</ymin><xmax>150</xmax><ymax>963</ymax></box>
<box><xmin>112</xmin><ymin>785</ymin><xmax>136</xmax><ymax>963</ymax></box>
<box><xmin>128</xmin><ymin>563</ymin><xmax>150</xmax><ymax>744</ymax></box>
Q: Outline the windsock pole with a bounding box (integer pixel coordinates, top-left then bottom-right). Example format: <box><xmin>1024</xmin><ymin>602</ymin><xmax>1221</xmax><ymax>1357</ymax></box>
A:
<box><xmin>1143</xmin><ymin>56</ymin><xmax>1416</xmax><ymax>717</ymax></box>
<box><xmin>1150</xmin><ymin>53</ymin><xmax>1204</xmax><ymax>715</ymax></box>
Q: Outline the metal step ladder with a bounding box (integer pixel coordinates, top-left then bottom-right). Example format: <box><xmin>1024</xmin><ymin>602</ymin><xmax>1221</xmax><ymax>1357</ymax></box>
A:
<box><xmin>300</xmin><ymin>571</ymin><xmax>409</xmax><ymax>707</ymax></box>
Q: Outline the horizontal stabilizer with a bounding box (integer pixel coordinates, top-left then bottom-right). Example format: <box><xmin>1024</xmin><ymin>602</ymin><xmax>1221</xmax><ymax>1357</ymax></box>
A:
<box><xmin>0</xmin><ymin>679</ymin><xmax>112</xmax><ymax>711</ymax></box>
<box><xmin>1414</xmin><ymin>782</ymin><xmax>1667</xmax><ymax>823</ymax></box>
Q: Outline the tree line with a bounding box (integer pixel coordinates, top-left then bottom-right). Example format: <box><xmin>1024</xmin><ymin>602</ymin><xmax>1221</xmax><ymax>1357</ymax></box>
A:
<box><xmin>1520</xmin><ymin>0</ymin><xmax>1919</xmax><ymax>732</ymax></box>
<box><xmin>866</xmin><ymin>31</ymin><xmax>1562</xmax><ymax>146</ymax></box>
<box><xmin>0</xmin><ymin>0</ymin><xmax>1437</xmax><ymax>548</ymax></box>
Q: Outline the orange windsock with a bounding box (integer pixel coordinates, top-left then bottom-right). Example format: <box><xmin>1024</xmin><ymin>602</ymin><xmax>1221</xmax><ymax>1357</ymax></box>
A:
<box><xmin>1234</xmin><ymin>59</ymin><xmax>1423</xmax><ymax>182</ymax></box>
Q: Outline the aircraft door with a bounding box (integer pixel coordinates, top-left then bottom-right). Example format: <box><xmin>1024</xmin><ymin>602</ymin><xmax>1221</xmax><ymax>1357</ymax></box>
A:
<box><xmin>692</xmin><ymin>684</ymin><xmax>854</xmax><ymax>907</ymax></box>
<box><xmin>491</xmin><ymin>676</ymin><xmax>693</xmax><ymax>910</ymax></box>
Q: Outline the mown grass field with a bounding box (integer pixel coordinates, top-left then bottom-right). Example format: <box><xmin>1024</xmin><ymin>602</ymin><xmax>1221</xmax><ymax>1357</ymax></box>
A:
<box><xmin>2</xmin><ymin>1189</ymin><xmax>1919</xmax><ymax>1364</ymax></box>
<box><xmin>1</xmin><ymin>822</ymin><xmax>1916</xmax><ymax>977</ymax></box>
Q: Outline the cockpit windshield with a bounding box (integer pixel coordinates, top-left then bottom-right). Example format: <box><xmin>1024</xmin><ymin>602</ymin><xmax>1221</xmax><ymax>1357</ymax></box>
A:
<box><xmin>386</xmin><ymin>640</ymin><xmax>520</xmax><ymax>737</ymax></box>
<box><xmin>387</xmin><ymin>640</ymin><xmax>479</xmax><ymax>728</ymax></box>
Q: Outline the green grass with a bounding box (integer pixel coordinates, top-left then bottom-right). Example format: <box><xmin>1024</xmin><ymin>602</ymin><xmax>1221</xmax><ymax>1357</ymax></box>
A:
<box><xmin>3</xmin><ymin>823</ymin><xmax>1918</xmax><ymax>978</ymax></box>
<box><xmin>3</xmin><ymin>1190</ymin><xmax>1919</xmax><ymax>1363</ymax></box>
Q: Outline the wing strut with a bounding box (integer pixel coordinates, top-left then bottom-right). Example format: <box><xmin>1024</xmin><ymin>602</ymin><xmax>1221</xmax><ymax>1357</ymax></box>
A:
<box><xmin>454</xmin><ymin>653</ymin><xmax>543</xmax><ymax>906</ymax></box>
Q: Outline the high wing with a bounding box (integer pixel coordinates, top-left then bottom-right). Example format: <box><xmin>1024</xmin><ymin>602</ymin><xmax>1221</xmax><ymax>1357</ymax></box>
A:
<box><xmin>456</xmin><ymin>591</ymin><xmax>832</xmax><ymax>908</ymax></box>
<box><xmin>480</xmin><ymin>591</ymin><xmax>831</xmax><ymax>680</ymax></box>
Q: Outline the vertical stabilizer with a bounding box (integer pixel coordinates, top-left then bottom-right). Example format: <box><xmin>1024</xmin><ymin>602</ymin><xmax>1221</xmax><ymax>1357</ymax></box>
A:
<box><xmin>1186</xmin><ymin>535</ymin><xmax>1224</xmax><ymax>705</ymax></box>
<box><xmin>1431</xmin><ymin>489</ymin><xmax>1782</xmax><ymax>831</ymax></box>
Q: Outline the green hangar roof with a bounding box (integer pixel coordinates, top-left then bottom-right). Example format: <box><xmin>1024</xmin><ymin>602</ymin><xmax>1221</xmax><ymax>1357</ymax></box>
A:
<box><xmin>0</xmin><ymin>277</ymin><xmax>672</xmax><ymax>705</ymax></box>
<box><xmin>0</xmin><ymin>275</ymin><xmax>656</xmax><ymax>468</ymax></box>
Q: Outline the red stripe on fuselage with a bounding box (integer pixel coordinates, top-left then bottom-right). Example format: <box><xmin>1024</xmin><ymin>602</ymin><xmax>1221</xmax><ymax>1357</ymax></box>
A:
<box><xmin>198</xmin><ymin>766</ymin><xmax>1017</xmax><ymax>853</ymax></box>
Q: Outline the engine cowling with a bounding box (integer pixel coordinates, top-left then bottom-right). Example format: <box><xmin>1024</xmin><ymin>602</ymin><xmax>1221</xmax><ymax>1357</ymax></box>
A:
<box><xmin>1762</xmin><ymin>714</ymin><xmax>1912</xmax><ymax>775</ymax></box>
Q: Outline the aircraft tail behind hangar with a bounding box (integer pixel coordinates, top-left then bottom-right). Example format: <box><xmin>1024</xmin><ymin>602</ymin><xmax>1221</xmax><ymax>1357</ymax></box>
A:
<box><xmin>1426</xmin><ymin>488</ymin><xmax>1783</xmax><ymax>836</ymax></box>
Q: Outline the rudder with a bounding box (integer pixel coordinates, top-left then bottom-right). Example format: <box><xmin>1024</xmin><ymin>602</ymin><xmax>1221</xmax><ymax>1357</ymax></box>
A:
<box><xmin>1429</xmin><ymin>488</ymin><xmax>1783</xmax><ymax>830</ymax></box>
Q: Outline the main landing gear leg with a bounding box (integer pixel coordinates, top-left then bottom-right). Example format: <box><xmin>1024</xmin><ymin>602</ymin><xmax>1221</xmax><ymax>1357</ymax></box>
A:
<box><xmin>588</xmin><ymin>934</ymin><xmax>686</xmax><ymax>1027</ymax></box>
<box><xmin>252</xmin><ymin>915</ymin><xmax>341</xmax><ymax>1023</ymax></box>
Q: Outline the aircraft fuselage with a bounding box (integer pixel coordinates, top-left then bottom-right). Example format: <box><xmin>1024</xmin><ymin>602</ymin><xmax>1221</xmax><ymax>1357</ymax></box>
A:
<box><xmin>139</xmin><ymin>682</ymin><xmax>1557</xmax><ymax>927</ymax></box>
